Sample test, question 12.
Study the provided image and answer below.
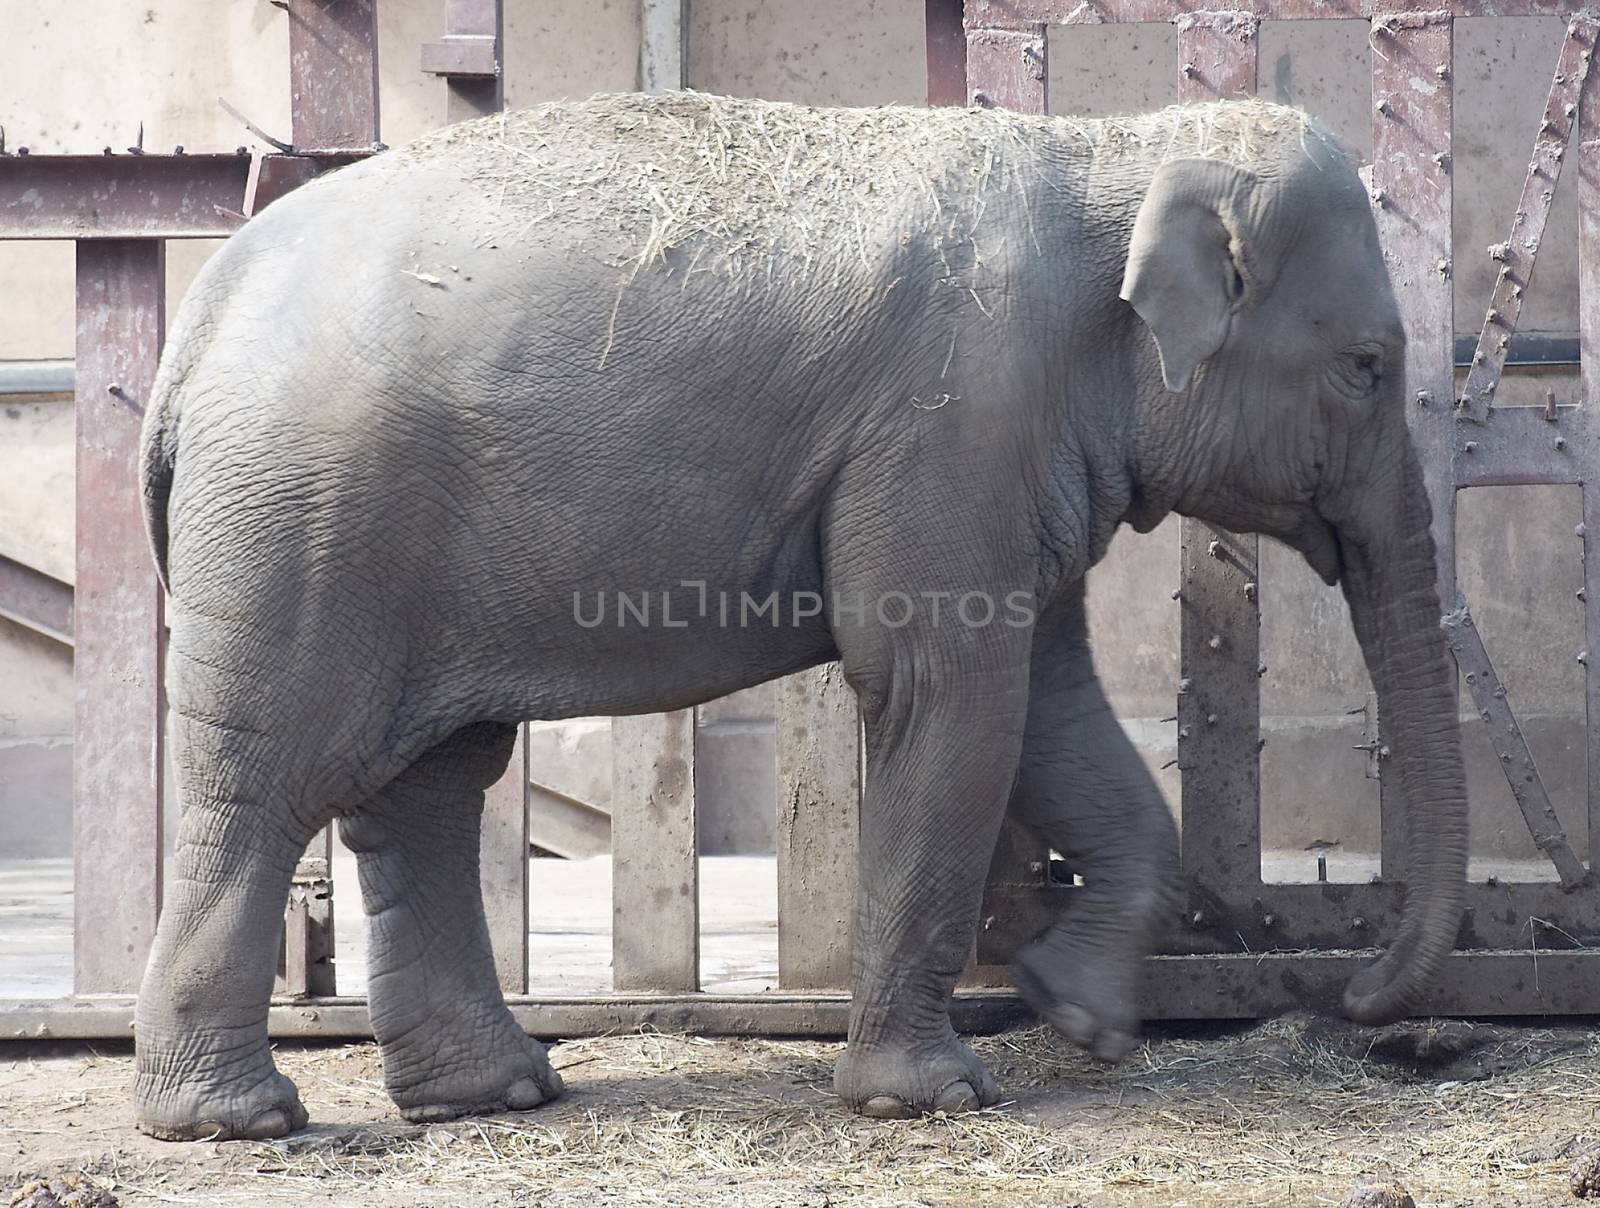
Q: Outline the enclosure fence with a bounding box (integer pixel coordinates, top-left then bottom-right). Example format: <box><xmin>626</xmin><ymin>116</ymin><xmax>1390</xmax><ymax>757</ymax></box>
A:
<box><xmin>4</xmin><ymin>0</ymin><xmax>1600</xmax><ymax>1039</ymax></box>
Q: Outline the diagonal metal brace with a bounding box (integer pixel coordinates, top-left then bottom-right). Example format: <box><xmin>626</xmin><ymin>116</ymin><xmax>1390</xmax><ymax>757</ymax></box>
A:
<box><xmin>1458</xmin><ymin>18</ymin><xmax>1597</xmax><ymax>425</ymax></box>
<box><xmin>1441</xmin><ymin>600</ymin><xmax>1588</xmax><ymax>889</ymax></box>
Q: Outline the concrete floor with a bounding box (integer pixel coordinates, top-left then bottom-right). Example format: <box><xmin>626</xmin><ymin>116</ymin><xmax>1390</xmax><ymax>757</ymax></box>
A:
<box><xmin>0</xmin><ymin>851</ymin><xmax>1563</xmax><ymax>1000</ymax></box>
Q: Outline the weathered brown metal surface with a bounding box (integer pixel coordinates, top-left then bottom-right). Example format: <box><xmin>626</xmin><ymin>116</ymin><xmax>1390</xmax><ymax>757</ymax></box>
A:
<box><xmin>481</xmin><ymin>725</ymin><xmax>530</xmax><ymax>994</ymax></box>
<box><xmin>287</xmin><ymin>0</ymin><xmax>381</xmax><ymax>152</ymax></box>
<box><xmin>1369</xmin><ymin>11</ymin><xmax>1456</xmax><ymax>881</ymax></box>
<box><xmin>963</xmin><ymin>25</ymin><xmax>1048</xmax><ymax>111</ymax></box>
<box><xmin>1442</xmin><ymin>603</ymin><xmax>1587</xmax><ymax>889</ymax></box>
<box><xmin>774</xmin><ymin>666</ymin><xmax>860</xmax><ymax>991</ymax></box>
<box><xmin>0</xmin><ymin>154</ymin><xmax>254</xmax><ymax>239</ymax></box>
<box><xmin>0</xmin><ymin>554</ymin><xmax>73</xmax><ymax>647</ymax></box>
<box><xmin>72</xmin><ymin>240</ymin><xmax>166</xmax><ymax>996</ymax></box>
<box><xmin>926</xmin><ymin>0</ymin><xmax>969</xmax><ymax>107</ymax></box>
<box><xmin>1581</xmin><ymin>32</ymin><xmax>1600</xmax><ymax>860</ymax></box>
<box><xmin>611</xmin><ymin>711</ymin><xmax>699</xmax><ymax>992</ymax></box>
<box><xmin>1453</xmin><ymin>401</ymin><xmax>1586</xmax><ymax>487</ymax></box>
<box><xmin>970</xmin><ymin>0</ymin><xmax>1587</xmax><ymax>24</ymax></box>
<box><xmin>1459</xmin><ymin>20</ymin><xmax>1594</xmax><ymax>425</ymax></box>
<box><xmin>423</xmin><ymin>0</ymin><xmax>504</xmax><ymax>122</ymax></box>
<box><xmin>1174</xmin><ymin>15</ymin><xmax>1264</xmax><ymax>918</ymax></box>
<box><xmin>275</xmin><ymin>855</ymin><xmax>335</xmax><ymax>998</ymax></box>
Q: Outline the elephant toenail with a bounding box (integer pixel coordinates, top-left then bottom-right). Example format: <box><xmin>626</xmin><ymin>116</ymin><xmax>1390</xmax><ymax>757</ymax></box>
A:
<box><xmin>933</xmin><ymin>1081</ymin><xmax>979</xmax><ymax>1114</ymax></box>
<box><xmin>1093</xmin><ymin>1031</ymin><xmax>1135</xmax><ymax>1064</ymax></box>
<box><xmin>242</xmin><ymin>1108</ymin><xmax>290</xmax><ymax>1139</ymax></box>
<box><xmin>503</xmin><ymin>1076</ymin><xmax>548</xmax><ymax>1111</ymax></box>
<box><xmin>861</xmin><ymin>1095</ymin><xmax>915</xmax><ymax>1119</ymax></box>
<box><xmin>193</xmin><ymin>1120</ymin><xmax>228</xmax><ymax>1141</ymax></box>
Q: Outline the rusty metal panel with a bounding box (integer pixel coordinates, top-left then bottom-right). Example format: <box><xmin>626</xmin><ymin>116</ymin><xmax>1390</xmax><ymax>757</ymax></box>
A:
<box><xmin>774</xmin><ymin>666</ymin><xmax>860</xmax><ymax>990</ymax></box>
<box><xmin>424</xmin><ymin>0</ymin><xmax>505</xmax><ymax>121</ymax></box>
<box><xmin>611</xmin><ymin>711</ymin><xmax>699</xmax><ymax>992</ymax></box>
<box><xmin>1582</xmin><ymin>26</ymin><xmax>1600</xmax><ymax>864</ymax></box>
<box><xmin>0</xmin><ymin>154</ymin><xmax>254</xmax><ymax>239</ymax></box>
<box><xmin>926</xmin><ymin>0</ymin><xmax>969</xmax><ymax>106</ymax></box>
<box><xmin>1459</xmin><ymin>21</ymin><xmax>1594</xmax><ymax>424</ymax></box>
<box><xmin>481</xmin><ymin>725</ymin><xmax>530</xmax><ymax>994</ymax></box>
<box><xmin>1369</xmin><ymin>12</ymin><xmax>1455</xmax><ymax>881</ymax></box>
<box><xmin>287</xmin><ymin>0</ymin><xmax>381</xmax><ymax>152</ymax></box>
<box><xmin>1453</xmin><ymin>401</ymin><xmax>1585</xmax><ymax>487</ymax></box>
<box><xmin>969</xmin><ymin>0</ymin><xmax>1581</xmax><ymax>25</ymax></box>
<box><xmin>964</xmin><ymin>25</ymin><xmax>1048</xmax><ymax>112</ymax></box>
<box><xmin>1443</xmin><ymin>603</ymin><xmax>1589</xmax><ymax>888</ymax></box>
<box><xmin>1171</xmin><ymin>16</ymin><xmax>1263</xmax><ymax>910</ymax></box>
<box><xmin>0</xmin><ymin>554</ymin><xmax>73</xmax><ymax>647</ymax></box>
<box><xmin>72</xmin><ymin>239</ymin><xmax>165</xmax><ymax>995</ymax></box>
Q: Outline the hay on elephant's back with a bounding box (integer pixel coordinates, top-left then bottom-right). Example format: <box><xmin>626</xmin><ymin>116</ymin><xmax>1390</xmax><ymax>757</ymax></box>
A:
<box><xmin>400</xmin><ymin>91</ymin><xmax>1343</xmax><ymax>273</ymax></box>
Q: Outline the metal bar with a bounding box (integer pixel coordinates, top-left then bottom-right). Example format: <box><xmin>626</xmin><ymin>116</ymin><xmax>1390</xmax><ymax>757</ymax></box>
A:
<box><xmin>982</xmin><ymin>877</ymin><xmax>1600</xmax><ymax>956</ymax></box>
<box><xmin>1582</xmin><ymin>38</ymin><xmax>1600</xmax><ymax>875</ymax></box>
<box><xmin>274</xmin><ymin>852</ymin><xmax>335</xmax><ymax>997</ymax></box>
<box><xmin>286</xmin><ymin>0</ymin><xmax>381</xmax><ymax>152</ymax></box>
<box><xmin>481</xmin><ymin>725</ymin><xmax>530</xmax><ymax>994</ymax></box>
<box><xmin>1458</xmin><ymin>20</ymin><xmax>1595</xmax><ymax>424</ymax></box>
<box><xmin>1441</xmin><ymin>602</ymin><xmax>1586</xmax><ymax>887</ymax></box>
<box><xmin>1453</xmin><ymin>401</ymin><xmax>1585</xmax><ymax>487</ymax></box>
<box><xmin>0</xmin><ymin>554</ymin><xmax>73</xmax><ymax>647</ymax></box>
<box><xmin>1454</xmin><ymin>332</ymin><xmax>1580</xmax><ymax>366</ymax></box>
<box><xmin>72</xmin><ymin>239</ymin><xmax>165</xmax><ymax>995</ymax></box>
<box><xmin>423</xmin><ymin>0</ymin><xmax>505</xmax><ymax>122</ymax></box>
<box><xmin>0</xmin><ymin>361</ymin><xmax>75</xmax><ymax>396</ymax></box>
<box><xmin>15</xmin><ymin>946</ymin><xmax>1600</xmax><ymax>1039</ymax></box>
<box><xmin>1172</xmin><ymin>16</ymin><xmax>1263</xmax><ymax>908</ymax></box>
<box><xmin>0</xmin><ymin>154</ymin><xmax>253</xmax><ymax>239</ymax></box>
<box><xmin>527</xmin><ymin>781</ymin><xmax>611</xmax><ymax>859</ymax></box>
<box><xmin>1370</xmin><ymin>11</ymin><xmax>1455</xmax><ymax>880</ymax></box>
<box><xmin>964</xmin><ymin>25</ymin><xmax>1048</xmax><ymax>112</ymax></box>
<box><xmin>774</xmin><ymin>666</ymin><xmax>860</xmax><ymax>991</ymax></box>
<box><xmin>611</xmin><ymin>711</ymin><xmax>699</xmax><ymax>992</ymax></box>
<box><xmin>968</xmin><ymin>0</ymin><xmax>1587</xmax><ymax>26</ymax></box>
<box><xmin>926</xmin><ymin>0</ymin><xmax>969</xmax><ymax>107</ymax></box>
<box><xmin>639</xmin><ymin>0</ymin><xmax>686</xmax><ymax>95</ymax></box>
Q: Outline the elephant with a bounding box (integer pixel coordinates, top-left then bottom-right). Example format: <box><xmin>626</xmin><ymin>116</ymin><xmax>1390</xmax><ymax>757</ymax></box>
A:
<box><xmin>132</xmin><ymin>91</ymin><xmax>1467</xmax><ymax>1140</ymax></box>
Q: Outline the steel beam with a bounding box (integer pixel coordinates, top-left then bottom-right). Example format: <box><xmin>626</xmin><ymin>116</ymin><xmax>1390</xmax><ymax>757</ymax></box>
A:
<box><xmin>639</xmin><ymin>0</ymin><xmax>686</xmax><ymax>95</ymax></box>
<box><xmin>0</xmin><ymin>555</ymin><xmax>73</xmax><ymax>647</ymax></box>
<box><xmin>286</xmin><ymin>0</ymin><xmax>381</xmax><ymax>152</ymax></box>
<box><xmin>926</xmin><ymin>0</ymin><xmax>968</xmax><ymax>107</ymax></box>
<box><xmin>424</xmin><ymin>0</ymin><xmax>505</xmax><ymax>121</ymax></box>
<box><xmin>969</xmin><ymin>0</ymin><xmax>1588</xmax><ymax>25</ymax></box>
<box><xmin>72</xmin><ymin>240</ymin><xmax>166</xmax><ymax>995</ymax></box>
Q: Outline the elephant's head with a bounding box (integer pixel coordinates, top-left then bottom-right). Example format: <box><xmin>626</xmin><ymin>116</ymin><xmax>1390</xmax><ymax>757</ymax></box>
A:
<box><xmin>1118</xmin><ymin>132</ymin><xmax>1466</xmax><ymax>1025</ymax></box>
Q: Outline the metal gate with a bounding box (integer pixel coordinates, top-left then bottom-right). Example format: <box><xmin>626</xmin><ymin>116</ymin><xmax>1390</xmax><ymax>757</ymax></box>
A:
<box><xmin>3</xmin><ymin>0</ymin><xmax>1599</xmax><ymax>1039</ymax></box>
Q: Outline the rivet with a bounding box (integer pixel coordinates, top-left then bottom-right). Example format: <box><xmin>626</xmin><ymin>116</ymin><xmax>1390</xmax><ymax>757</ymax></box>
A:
<box><xmin>1566</xmin><ymin>102</ymin><xmax>1577</xmax><ymax>118</ymax></box>
<box><xmin>1171</xmin><ymin>588</ymin><xmax>1182</xmax><ymax>601</ymax></box>
<box><xmin>1435</xmin><ymin>259</ymin><xmax>1451</xmax><ymax>277</ymax></box>
<box><xmin>1257</xmin><ymin>662</ymin><xmax>1268</xmax><ymax>677</ymax></box>
<box><xmin>1472</xmin><ymin>351</ymin><xmax>1485</xmax><ymax>365</ymax></box>
<box><xmin>1178</xmin><ymin>677</ymin><xmax>1193</xmax><ymax>694</ymax></box>
<box><xmin>1262</xmin><ymin>913</ymin><xmax>1277</xmax><ymax>928</ymax></box>
<box><xmin>1578</xmin><ymin>522</ymin><xmax>1588</xmax><ymax>538</ymax></box>
<box><xmin>1466</xmin><ymin>672</ymin><xmax>1478</xmax><ymax>683</ymax></box>
<box><xmin>1369</xmin><ymin>187</ymin><xmax>1388</xmax><ymax>208</ymax></box>
<box><xmin>1352</xmin><ymin>916</ymin><xmax>1369</xmax><ymax>930</ymax></box>
<box><xmin>1435</xmin><ymin>63</ymin><xmax>1450</xmax><ymax>79</ymax></box>
<box><xmin>1578</xmin><ymin>588</ymin><xmax>1587</xmax><ymax>601</ymax></box>
<box><xmin>1207</xmin><ymin>539</ymin><xmax>1222</xmax><ymax>558</ymax></box>
<box><xmin>1489</xmin><ymin>241</ymin><xmax>1511</xmax><ymax>262</ymax></box>
<box><xmin>1463</xmin><ymin>441</ymin><xmax>1479</xmax><ymax>453</ymax></box>
<box><xmin>971</xmin><ymin>89</ymin><xmax>992</xmax><ymax>107</ymax></box>
<box><xmin>1416</xmin><ymin>389</ymin><xmax>1432</xmax><ymax>407</ymax></box>
<box><xmin>1207</xmin><ymin>634</ymin><xmax>1223</xmax><ymax>651</ymax></box>
<box><xmin>1182</xmin><ymin>61</ymin><xmax>1197</xmax><ymax>77</ymax></box>
<box><xmin>1501</xmin><ymin>752</ymin><xmax>1512</xmax><ymax>762</ymax></box>
<box><xmin>1178</xmin><ymin>725</ymin><xmax>1191</xmax><ymax>739</ymax></box>
<box><xmin>1556</xmin><ymin>437</ymin><xmax>1567</xmax><ymax>450</ymax></box>
<box><xmin>1378</xmin><ymin>745</ymin><xmax>1390</xmax><ymax>759</ymax></box>
<box><xmin>1243</xmin><ymin>580</ymin><xmax>1257</xmax><ymax>602</ymax></box>
<box><xmin>1257</xmin><ymin>737</ymin><xmax>1268</xmax><ymax>753</ymax></box>
<box><xmin>1189</xmin><ymin>910</ymin><xmax>1205</xmax><ymax>927</ymax></box>
<box><xmin>1376</xmin><ymin>97</ymin><xmax>1394</xmax><ymax>117</ymax></box>
<box><xmin>1580</xmin><ymin>650</ymin><xmax>1589</xmax><ymax>666</ymax></box>
<box><xmin>1206</xmin><ymin>713</ymin><xmax>1219</xmax><ymax>725</ymax></box>
<box><xmin>1486</xmin><ymin>307</ymin><xmax>1501</xmax><ymax>324</ymax></box>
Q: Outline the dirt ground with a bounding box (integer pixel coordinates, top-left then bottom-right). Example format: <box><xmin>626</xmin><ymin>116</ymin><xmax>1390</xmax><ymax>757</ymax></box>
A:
<box><xmin>4</xmin><ymin>1014</ymin><xmax>1599</xmax><ymax>1207</ymax></box>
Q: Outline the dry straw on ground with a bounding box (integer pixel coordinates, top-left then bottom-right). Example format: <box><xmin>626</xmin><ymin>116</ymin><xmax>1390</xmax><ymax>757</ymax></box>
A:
<box><xmin>7</xmin><ymin>1013</ymin><xmax>1596</xmax><ymax>1206</ymax></box>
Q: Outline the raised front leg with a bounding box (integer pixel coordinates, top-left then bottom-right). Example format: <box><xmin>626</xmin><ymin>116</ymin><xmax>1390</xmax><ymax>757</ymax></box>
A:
<box><xmin>1006</xmin><ymin>590</ymin><xmax>1181</xmax><ymax>1061</ymax></box>
<box><xmin>339</xmin><ymin>722</ymin><xmax>563</xmax><ymax>1123</ymax></box>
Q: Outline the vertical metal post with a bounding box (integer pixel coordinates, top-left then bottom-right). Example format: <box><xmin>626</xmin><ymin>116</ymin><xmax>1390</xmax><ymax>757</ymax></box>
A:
<box><xmin>774</xmin><ymin>666</ymin><xmax>860</xmax><ymax>990</ymax></box>
<box><xmin>422</xmin><ymin>0</ymin><xmax>505</xmax><ymax>123</ymax></box>
<box><xmin>286</xmin><ymin>0</ymin><xmax>381</xmax><ymax>150</ymax></box>
<box><xmin>640</xmin><ymin>0</ymin><xmax>687</xmax><ymax>94</ymax></box>
<box><xmin>481</xmin><ymin>725</ymin><xmax>529</xmax><ymax>992</ymax></box>
<box><xmin>611</xmin><ymin>711</ymin><xmax>699</xmax><ymax>991</ymax></box>
<box><xmin>1579</xmin><ymin>25</ymin><xmax>1600</xmax><ymax>862</ymax></box>
<box><xmin>1175</xmin><ymin>15</ymin><xmax>1263</xmax><ymax>900</ymax></box>
<box><xmin>1369</xmin><ymin>13</ymin><xmax>1455</xmax><ymax>879</ymax></box>
<box><xmin>73</xmin><ymin>239</ymin><xmax>166</xmax><ymax>994</ymax></box>
<box><xmin>926</xmin><ymin>0</ymin><xmax>968</xmax><ymax>107</ymax></box>
<box><xmin>964</xmin><ymin>23</ymin><xmax>1047</xmax><ymax>112</ymax></box>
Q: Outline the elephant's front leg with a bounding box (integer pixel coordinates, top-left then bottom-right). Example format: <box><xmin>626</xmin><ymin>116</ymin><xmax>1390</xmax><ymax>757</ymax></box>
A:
<box><xmin>339</xmin><ymin>722</ymin><xmax>563</xmax><ymax>1122</ymax></box>
<box><xmin>1006</xmin><ymin>592</ymin><xmax>1181</xmax><ymax>1061</ymax></box>
<box><xmin>832</xmin><ymin>633</ymin><xmax>1032</xmax><ymax>1118</ymax></box>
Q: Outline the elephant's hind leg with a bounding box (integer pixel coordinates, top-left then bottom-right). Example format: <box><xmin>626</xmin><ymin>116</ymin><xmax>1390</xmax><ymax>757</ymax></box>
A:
<box><xmin>133</xmin><ymin>715</ymin><xmax>329</xmax><ymax>1141</ymax></box>
<box><xmin>339</xmin><ymin>721</ymin><xmax>563</xmax><ymax>1123</ymax></box>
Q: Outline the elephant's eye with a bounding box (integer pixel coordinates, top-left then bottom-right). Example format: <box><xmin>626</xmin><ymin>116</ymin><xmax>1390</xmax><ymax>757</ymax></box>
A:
<box><xmin>1334</xmin><ymin>351</ymin><xmax>1383</xmax><ymax>399</ymax></box>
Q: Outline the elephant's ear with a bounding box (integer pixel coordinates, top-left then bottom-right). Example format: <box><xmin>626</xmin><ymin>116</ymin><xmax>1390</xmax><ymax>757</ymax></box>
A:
<box><xmin>1119</xmin><ymin>158</ymin><xmax>1258</xmax><ymax>393</ymax></box>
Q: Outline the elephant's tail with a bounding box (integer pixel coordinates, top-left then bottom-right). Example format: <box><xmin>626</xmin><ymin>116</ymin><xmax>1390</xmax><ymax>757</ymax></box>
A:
<box><xmin>140</xmin><ymin>348</ymin><xmax>187</xmax><ymax>593</ymax></box>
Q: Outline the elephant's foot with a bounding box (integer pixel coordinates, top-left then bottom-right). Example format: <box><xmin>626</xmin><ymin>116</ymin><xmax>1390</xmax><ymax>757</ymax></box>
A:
<box><xmin>1010</xmin><ymin>930</ymin><xmax>1143</xmax><ymax>1063</ymax></box>
<box><xmin>384</xmin><ymin>1021</ymin><xmax>564</xmax><ymax>1123</ymax></box>
<box><xmin>134</xmin><ymin>1066</ymin><xmax>308</xmax><ymax>1141</ymax></box>
<box><xmin>834</xmin><ymin>1029</ymin><xmax>1001</xmax><ymax>1119</ymax></box>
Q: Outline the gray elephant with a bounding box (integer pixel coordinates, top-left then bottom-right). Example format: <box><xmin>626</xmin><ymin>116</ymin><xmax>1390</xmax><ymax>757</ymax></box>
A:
<box><xmin>133</xmin><ymin>92</ymin><xmax>1466</xmax><ymax>1140</ymax></box>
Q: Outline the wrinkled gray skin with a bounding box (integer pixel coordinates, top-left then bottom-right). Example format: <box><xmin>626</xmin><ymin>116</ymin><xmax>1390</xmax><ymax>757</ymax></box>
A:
<box><xmin>133</xmin><ymin>93</ymin><xmax>1467</xmax><ymax>1140</ymax></box>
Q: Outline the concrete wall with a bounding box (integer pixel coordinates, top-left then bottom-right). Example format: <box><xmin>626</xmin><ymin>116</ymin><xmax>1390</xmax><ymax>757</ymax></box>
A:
<box><xmin>0</xmin><ymin>2</ymin><xmax>1589</xmax><ymax>867</ymax></box>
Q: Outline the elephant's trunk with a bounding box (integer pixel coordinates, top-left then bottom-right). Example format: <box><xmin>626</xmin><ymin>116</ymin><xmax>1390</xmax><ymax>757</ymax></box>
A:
<box><xmin>1336</xmin><ymin>449</ymin><xmax>1468</xmax><ymax>1025</ymax></box>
